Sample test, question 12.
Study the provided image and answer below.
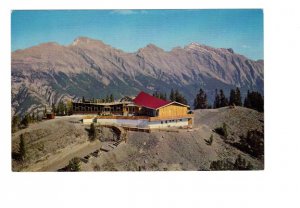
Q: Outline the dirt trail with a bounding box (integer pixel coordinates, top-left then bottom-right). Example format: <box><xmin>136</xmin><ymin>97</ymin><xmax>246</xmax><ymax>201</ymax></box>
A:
<box><xmin>24</xmin><ymin>140</ymin><xmax>102</xmax><ymax>171</ymax></box>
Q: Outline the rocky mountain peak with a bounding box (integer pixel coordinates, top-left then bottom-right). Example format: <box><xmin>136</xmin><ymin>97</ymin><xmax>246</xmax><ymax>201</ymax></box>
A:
<box><xmin>11</xmin><ymin>37</ymin><xmax>264</xmax><ymax>116</ymax></box>
<box><xmin>71</xmin><ymin>36</ymin><xmax>108</xmax><ymax>48</ymax></box>
<box><xmin>72</xmin><ymin>37</ymin><xmax>91</xmax><ymax>45</ymax></box>
<box><xmin>39</xmin><ymin>42</ymin><xmax>60</xmax><ymax>47</ymax></box>
<box><xmin>184</xmin><ymin>42</ymin><xmax>212</xmax><ymax>52</ymax></box>
<box><xmin>141</xmin><ymin>44</ymin><xmax>164</xmax><ymax>52</ymax></box>
<box><xmin>226</xmin><ymin>48</ymin><xmax>234</xmax><ymax>54</ymax></box>
<box><xmin>188</xmin><ymin>42</ymin><xmax>201</xmax><ymax>47</ymax></box>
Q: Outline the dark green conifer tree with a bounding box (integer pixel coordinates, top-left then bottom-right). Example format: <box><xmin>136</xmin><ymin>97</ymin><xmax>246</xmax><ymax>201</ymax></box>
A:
<box><xmin>21</xmin><ymin>114</ymin><xmax>30</xmax><ymax>128</ymax></box>
<box><xmin>219</xmin><ymin>89</ymin><xmax>229</xmax><ymax>107</ymax></box>
<box><xmin>174</xmin><ymin>89</ymin><xmax>187</xmax><ymax>105</ymax></box>
<box><xmin>12</xmin><ymin>115</ymin><xmax>20</xmax><ymax>133</ymax></box>
<box><xmin>229</xmin><ymin>89</ymin><xmax>236</xmax><ymax>106</ymax></box>
<box><xmin>19</xmin><ymin>134</ymin><xmax>26</xmax><ymax>161</ymax></box>
<box><xmin>57</xmin><ymin>101</ymin><xmax>65</xmax><ymax>116</ymax></box>
<box><xmin>89</xmin><ymin>123</ymin><xmax>97</xmax><ymax>141</ymax></box>
<box><xmin>109</xmin><ymin>94</ymin><xmax>114</xmax><ymax>102</ymax></box>
<box><xmin>214</xmin><ymin>89</ymin><xmax>220</xmax><ymax>108</ymax></box>
<box><xmin>169</xmin><ymin>88</ymin><xmax>175</xmax><ymax>101</ymax></box>
<box><xmin>243</xmin><ymin>91</ymin><xmax>263</xmax><ymax>112</ymax></box>
<box><xmin>193</xmin><ymin>88</ymin><xmax>208</xmax><ymax>109</ymax></box>
<box><xmin>52</xmin><ymin>103</ymin><xmax>56</xmax><ymax>114</ymax></box>
<box><xmin>244</xmin><ymin>90</ymin><xmax>250</xmax><ymax>108</ymax></box>
<box><xmin>105</xmin><ymin>95</ymin><xmax>110</xmax><ymax>103</ymax></box>
<box><xmin>32</xmin><ymin>112</ymin><xmax>35</xmax><ymax>122</ymax></box>
<box><xmin>44</xmin><ymin>106</ymin><xmax>47</xmax><ymax>117</ymax></box>
<box><xmin>235</xmin><ymin>87</ymin><xmax>242</xmax><ymax>106</ymax></box>
<box><xmin>152</xmin><ymin>91</ymin><xmax>159</xmax><ymax>98</ymax></box>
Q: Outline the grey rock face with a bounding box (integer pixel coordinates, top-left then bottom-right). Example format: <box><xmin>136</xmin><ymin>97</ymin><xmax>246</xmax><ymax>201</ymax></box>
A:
<box><xmin>11</xmin><ymin>37</ymin><xmax>263</xmax><ymax>116</ymax></box>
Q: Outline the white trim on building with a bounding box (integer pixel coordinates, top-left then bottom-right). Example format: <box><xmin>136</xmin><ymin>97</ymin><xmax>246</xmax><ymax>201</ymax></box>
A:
<box><xmin>82</xmin><ymin>117</ymin><xmax>190</xmax><ymax>129</ymax></box>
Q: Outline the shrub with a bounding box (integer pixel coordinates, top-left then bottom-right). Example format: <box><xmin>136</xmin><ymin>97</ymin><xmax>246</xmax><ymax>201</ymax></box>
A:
<box><xmin>93</xmin><ymin>164</ymin><xmax>101</xmax><ymax>171</ymax></box>
<box><xmin>237</xmin><ymin>130</ymin><xmax>264</xmax><ymax>159</ymax></box>
<box><xmin>21</xmin><ymin>114</ymin><xmax>30</xmax><ymax>128</ymax></box>
<box><xmin>222</xmin><ymin>123</ymin><xmax>228</xmax><ymax>138</ymax></box>
<box><xmin>205</xmin><ymin>134</ymin><xmax>214</xmax><ymax>145</ymax></box>
<box><xmin>210</xmin><ymin>159</ymin><xmax>234</xmax><ymax>170</ymax></box>
<box><xmin>89</xmin><ymin>123</ymin><xmax>98</xmax><ymax>141</ymax></box>
<box><xmin>234</xmin><ymin>155</ymin><xmax>254</xmax><ymax>170</ymax></box>
<box><xmin>67</xmin><ymin>157</ymin><xmax>81</xmax><ymax>171</ymax></box>
<box><xmin>214</xmin><ymin>122</ymin><xmax>228</xmax><ymax>139</ymax></box>
<box><xmin>210</xmin><ymin>155</ymin><xmax>253</xmax><ymax>170</ymax></box>
<box><xmin>12</xmin><ymin>115</ymin><xmax>20</xmax><ymax>133</ymax></box>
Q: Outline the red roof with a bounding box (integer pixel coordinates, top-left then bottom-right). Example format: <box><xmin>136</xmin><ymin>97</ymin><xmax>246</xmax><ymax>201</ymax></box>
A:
<box><xmin>133</xmin><ymin>91</ymin><xmax>171</xmax><ymax>109</ymax></box>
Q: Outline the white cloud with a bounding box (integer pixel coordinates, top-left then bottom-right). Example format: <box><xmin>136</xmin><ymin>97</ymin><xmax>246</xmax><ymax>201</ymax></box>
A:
<box><xmin>111</xmin><ymin>10</ymin><xmax>136</xmax><ymax>15</ymax></box>
<box><xmin>242</xmin><ymin>44</ymin><xmax>251</xmax><ymax>49</ymax></box>
<box><xmin>110</xmin><ymin>10</ymin><xmax>148</xmax><ymax>15</ymax></box>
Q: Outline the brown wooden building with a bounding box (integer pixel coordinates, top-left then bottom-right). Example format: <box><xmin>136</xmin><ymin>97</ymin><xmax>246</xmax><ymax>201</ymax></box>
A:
<box><xmin>72</xmin><ymin>101</ymin><xmax>138</xmax><ymax>116</ymax></box>
<box><xmin>72</xmin><ymin>91</ymin><xmax>193</xmax><ymax>127</ymax></box>
<box><xmin>77</xmin><ymin>91</ymin><xmax>193</xmax><ymax>128</ymax></box>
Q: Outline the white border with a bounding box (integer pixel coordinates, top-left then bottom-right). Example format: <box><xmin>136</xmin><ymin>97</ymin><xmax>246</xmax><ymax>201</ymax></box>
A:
<box><xmin>1</xmin><ymin>1</ymin><xmax>300</xmax><ymax>208</ymax></box>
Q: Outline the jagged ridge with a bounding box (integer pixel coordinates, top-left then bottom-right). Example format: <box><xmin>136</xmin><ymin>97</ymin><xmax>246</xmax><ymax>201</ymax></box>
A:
<box><xmin>11</xmin><ymin>37</ymin><xmax>264</xmax><ymax>115</ymax></box>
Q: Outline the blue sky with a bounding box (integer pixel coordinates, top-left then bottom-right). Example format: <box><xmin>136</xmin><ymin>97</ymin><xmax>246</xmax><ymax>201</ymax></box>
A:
<box><xmin>11</xmin><ymin>9</ymin><xmax>263</xmax><ymax>60</ymax></box>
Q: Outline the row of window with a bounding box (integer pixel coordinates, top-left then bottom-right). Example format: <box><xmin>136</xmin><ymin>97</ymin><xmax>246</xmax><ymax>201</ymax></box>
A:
<box><xmin>73</xmin><ymin>104</ymin><xmax>139</xmax><ymax>112</ymax></box>
<box><xmin>160</xmin><ymin>119</ymin><xmax>183</xmax><ymax>124</ymax></box>
<box><xmin>73</xmin><ymin>105</ymin><xmax>122</xmax><ymax>111</ymax></box>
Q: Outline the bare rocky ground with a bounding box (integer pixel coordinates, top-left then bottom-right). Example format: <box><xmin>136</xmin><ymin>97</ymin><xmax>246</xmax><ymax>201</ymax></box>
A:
<box><xmin>12</xmin><ymin>107</ymin><xmax>264</xmax><ymax>171</ymax></box>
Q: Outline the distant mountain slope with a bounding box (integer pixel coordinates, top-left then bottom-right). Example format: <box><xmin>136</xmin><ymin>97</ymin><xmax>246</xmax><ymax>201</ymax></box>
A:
<box><xmin>11</xmin><ymin>37</ymin><xmax>263</xmax><ymax>115</ymax></box>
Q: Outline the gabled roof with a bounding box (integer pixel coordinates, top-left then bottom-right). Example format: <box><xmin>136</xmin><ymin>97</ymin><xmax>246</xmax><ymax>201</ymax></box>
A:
<box><xmin>133</xmin><ymin>91</ymin><xmax>171</xmax><ymax>109</ymax></box>
<box><xmin>156</xmin><ymin>101</ymin><xmax>189</xmax><ymax>109</ymax></box>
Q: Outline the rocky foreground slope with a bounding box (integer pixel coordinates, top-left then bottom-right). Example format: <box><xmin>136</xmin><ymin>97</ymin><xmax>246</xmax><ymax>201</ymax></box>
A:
<box><xmin>12</xmin><ymin>37</ymin><xmax>263</xmax><ymax>116</ymax></box>
<box><xmin>12</xmin><ymin>107</ymin><xmax>264</xmax><ymax>171</ymax></box>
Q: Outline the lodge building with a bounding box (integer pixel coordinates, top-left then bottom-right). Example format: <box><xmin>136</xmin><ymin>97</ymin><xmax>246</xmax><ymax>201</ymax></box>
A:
<box><xmin>72</xmin><ymin>91</ymin><xmax>193</xmax><ymax>129</ymax></box>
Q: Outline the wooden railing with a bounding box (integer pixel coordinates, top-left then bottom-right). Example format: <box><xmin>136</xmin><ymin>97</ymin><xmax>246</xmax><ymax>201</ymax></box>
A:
<box><xmin>149</xmin><ymin>114</ymin><xmax>194</xmax><ymax>121</ymax></box>
<box><xmin>83</xmin><ymin>116</ymin><xmax>96</xmax><ymax>119</ymax></box>
<box><xmin>83</xmin><ymin>114</ymin><xmax>193</xmax><ymax>121</ymax></box>
<box><xmin>96</xmin><ymin>115</ymin><xmax>150</xmax><ymax>120</ymax></box>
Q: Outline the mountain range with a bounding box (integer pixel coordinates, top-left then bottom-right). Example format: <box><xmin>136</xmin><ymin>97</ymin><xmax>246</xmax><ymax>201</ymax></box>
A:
<box><xmin>11</xmin><ymin>37</ymin><xmax>263</xmax><ymax>116</ymax></box>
